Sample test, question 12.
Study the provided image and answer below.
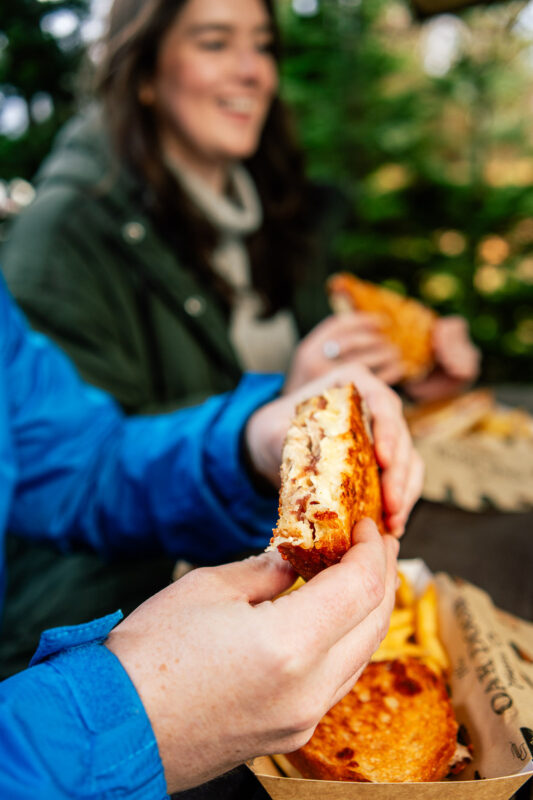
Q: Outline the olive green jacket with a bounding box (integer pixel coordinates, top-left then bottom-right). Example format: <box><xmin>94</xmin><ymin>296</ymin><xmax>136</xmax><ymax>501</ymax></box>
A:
<box><xmin>2</xmin><ymin>109</ymin><xmax>347</xmax><ymax>414</ymax></box>
<box><xmin>0</xmin><ymin>109</ymin><xmax>349</xmax><ymax>676</ymax></box>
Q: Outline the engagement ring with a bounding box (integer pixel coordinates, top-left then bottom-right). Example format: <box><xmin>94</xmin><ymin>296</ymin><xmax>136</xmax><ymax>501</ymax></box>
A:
<box><xmin>323</xmin><ymin>339</ymin><xmax>341</xmax><ymax>360</ymax></box>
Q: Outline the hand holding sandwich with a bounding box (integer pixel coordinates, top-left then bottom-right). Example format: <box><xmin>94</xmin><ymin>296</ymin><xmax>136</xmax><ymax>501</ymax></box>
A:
<box><xmin>246</xmin><ymin>362</ymin><xmax>424</xmax><ymax>536</ymax></box>
<box><xmin>404</xmin><ymin>316</ymin><xmax>481</xmax><ymax>403</ymax></box>
<box><xmin>288</xmin><ymin>275</ymin><xmax>480</xmax><ymax>403</ymax></box>
<box><xmin>105</xmin><ymin>519</ymin><xmax>399</xmax><ymax>794</ymax></box>
<box><xmin>284</xmin><ymin>313</ymin><xmax>407</xmax><ymax>392</ymax></box>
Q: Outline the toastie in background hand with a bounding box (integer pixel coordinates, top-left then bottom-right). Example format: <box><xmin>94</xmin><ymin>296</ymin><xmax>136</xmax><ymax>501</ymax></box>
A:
<box><xmin>269</xmin><ymin>383</ymin><xmax>384</xmax><ymax>581</ymax></box>
<box><xmin>280</xmin><ymin>657</ymin><xmax>469</xmax><ymax>783</ymax></box>
<box><xmin>327</xmin><ymin>273</ymin><xmax>437</xmax><ymax>381</ymax></box>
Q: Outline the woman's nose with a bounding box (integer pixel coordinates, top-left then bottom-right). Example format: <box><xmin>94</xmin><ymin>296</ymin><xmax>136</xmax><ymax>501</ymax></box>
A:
<box><xmin>234</xmin><ymin>48</ymin><xmax>263</xmax><ymax>82</ymax></box>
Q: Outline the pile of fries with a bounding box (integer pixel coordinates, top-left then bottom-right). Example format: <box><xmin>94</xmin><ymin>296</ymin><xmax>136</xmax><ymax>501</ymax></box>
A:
<box><xmin>277</xmin><ymin>570</ymin><xmax>449</xmax><ymax>676</ymax></box>
<box><xmin>371</xmin><ymin>572</ymin><xmax>449</xmax><ymax>676</ymax></box>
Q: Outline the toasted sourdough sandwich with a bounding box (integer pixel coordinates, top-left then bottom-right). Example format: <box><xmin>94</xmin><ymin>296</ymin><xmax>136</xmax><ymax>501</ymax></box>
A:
<box><xmin>283</xmin><ymin>657</ymin><xmax>464</xmax><ymax>783</ymax></box>
<box><xmin>327</xmin><ymin>273</ymin><xmax>437</xmax><ymax>381</ymax></box>
<box><xmin>269</xmin><ymin>384</ymin><xmax>384</xmax><ymax>581</ymax></box>
<box><xmin>404</xmin><ymin>389</ymin><xmax>495</xmax><ymax>442</ymax></box>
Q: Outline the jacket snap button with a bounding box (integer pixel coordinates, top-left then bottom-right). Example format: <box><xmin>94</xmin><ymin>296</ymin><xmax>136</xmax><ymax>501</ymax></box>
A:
<box><xmin>122</xmin><ymin>221</ymin><xmax>146</xmax><ymax>243</ymax></box>
<box><xmin>184</xmin><ymin>296</ymin><xmax>205</xmax><ymax>317</ymax></box>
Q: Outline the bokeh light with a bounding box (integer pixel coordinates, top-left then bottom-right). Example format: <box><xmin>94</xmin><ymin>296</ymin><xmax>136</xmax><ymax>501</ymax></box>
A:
<box><xmin>435</xmin><ymin>229</ymin><xmax>467</xmax><ymax>257</ymax></box>
<box><xmin>40</xmin><ymin>9</ymin><xmax>80</xmax><ymax>39</ymax></box>
<box><xmin>477</xmin><ymin>236</ymin><xmax>510</xmax><ymax>265</ymax></box>
<box><xmin>0</xmin><ymin>95</ymin><xmax>29</xmax><ymax>139</ymax></box>
<box><xmin>515</xmin><ymin>257</ymin><xmax>533</xmax><ymax>284</ymax></box>
<box><xmin>367</xmin><ymin>163</ymin><xmax>412</xmax><ymax>194</ymax></box>
<box><xmin>420</xmin><ymin>272</ymin><xmax>460</xmax><ymax>302</ymax></box>
<box><xmin>516</xmin><ymin>318</ymin><xmax>533</xmax><ymax>345</ymax></box>
<box><xmin>510</xmin><ymin>218</ymin><xmax>533</xmax><ymax>246</ymax></box>
<box><xmin>9</xmin><ymin>179</ymin><xmax>35</xmax><ymax>209</ymax></box>
<box><xmin>474</xmin><ymin>264</ymin><xmax>508</xmax><ymax>294</ymax></box>
<box><xmin>30</xmin><ymin>92</ymin><xmax>54</xmax><ymax>124</ymax></box>
<box><xmin>292</xmin><ymin>0</ymin><xmax>319</xmax><ymax>16</ymax></box>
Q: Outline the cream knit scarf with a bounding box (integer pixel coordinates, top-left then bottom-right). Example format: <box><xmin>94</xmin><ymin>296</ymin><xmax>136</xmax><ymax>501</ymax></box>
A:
<box><xmin>168</xmin><ymin>160</ymin><xmax>298</xmax><ymax>373</ymax></box>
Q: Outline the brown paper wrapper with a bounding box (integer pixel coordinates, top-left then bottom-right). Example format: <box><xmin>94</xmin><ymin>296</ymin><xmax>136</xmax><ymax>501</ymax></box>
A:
<box><xmin>406</xmin><ymin>394</ymin><xmax>533</xmax><ymax>512</ymax></box>
<box><xmin>416</xmin><ymin>434</ymin><xmax>533</xmax><ymax>511</ymax></box>
<box><xmin>248</xmin><ymin>560</ymin><xmax>533</xmax><ymax>799</ymax></box>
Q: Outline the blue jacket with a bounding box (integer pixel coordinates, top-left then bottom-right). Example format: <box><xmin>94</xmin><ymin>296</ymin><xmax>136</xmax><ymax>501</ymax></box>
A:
<box><xmin>0</xmin><ymin>277</ymin><xmax>281</xmax><ymax>798</ymax></box>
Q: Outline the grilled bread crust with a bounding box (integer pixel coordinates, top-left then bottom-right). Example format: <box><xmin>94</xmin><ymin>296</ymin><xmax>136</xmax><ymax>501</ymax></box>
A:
<box><xmin>285</xmin><ymin>658</ymin><xmax>458</xmax><ymax>783</ymax></box>
<box><xmin>404</xmin><ymin>389</ymin><xmax>494</xmax><ymax>441</ymax></box>
<box><xmin>270</xmin><ymin>384</ymin><xmax>384</xmax><ymax>581</ymax></box>
<box><xmin>328</xmin><ymin>273</ymin><xmax>437</xmax><ymax>381</ymax></box>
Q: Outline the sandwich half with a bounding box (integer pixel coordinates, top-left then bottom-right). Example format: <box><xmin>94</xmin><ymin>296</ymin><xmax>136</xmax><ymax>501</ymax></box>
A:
<box><xmin>327</xmin><ymin>273</ymin><xmax>437</xmax><ymax>381</ymax></box>
<box><xmin>269</xmin><ymin>383</ymin><xmax>384</xmax><ymax>581</ymax></box>
<box><xmin>404</xmin><ymin>388</ymin><xmax>495</xmax><ymax>442</ymax></box>
<box><xmin>282</xmin><ymin>657</ymin><xmax>468</xmax><ymax>782</ymax></box>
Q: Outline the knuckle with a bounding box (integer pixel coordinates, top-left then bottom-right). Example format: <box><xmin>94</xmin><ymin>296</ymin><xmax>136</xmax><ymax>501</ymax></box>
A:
<box><xmin>375</xmin><ymin>615</ymin><xmax>391</xmax><ymax>647</ymax></box>
<box><xmin>179</xmin><ymin>566</ymin><xmax>209</xmax><ymax>591</ymax></box>
<box><xmin>278</xmin><ymin>649</ymin><xmax>309</xmax><ymax>683</ymax></box>
<box><xmin>390</xmin><ymin>390</ymin><xmax>403</xmax><ymax>413</ymax></box>
<box><xmin>379</xmin><ymin>384</ymin><xmax>402</xmax><ymax>413</ymax></box>
<box><xmin>361</xmin><ymin>563</ymin><xmax>386</xmax><ymax>608</ymax></box>
<box><xmin>259</xmin><ymin>635</ymin><xmax>307</xmax><ymax>681</ymax></box>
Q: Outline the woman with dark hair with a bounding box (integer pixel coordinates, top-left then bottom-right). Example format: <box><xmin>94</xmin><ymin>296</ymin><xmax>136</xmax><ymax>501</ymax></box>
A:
<box><xmin>4</xmin><ymin>0</ymin><xmax>419</xmax><ymax>413</ymax></box>
<box><xmin>0</xmin><ymin>0</ymin><xmax>476</xmax><ymax>676</ymax></box>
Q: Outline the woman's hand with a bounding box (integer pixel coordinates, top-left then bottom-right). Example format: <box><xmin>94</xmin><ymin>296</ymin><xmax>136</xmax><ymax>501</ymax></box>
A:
<box><xmin>105</xmin><ymin>519</ymin><xmax>399</xmax><ymax>794</ymax></box>
<box><xmin>404</xmin><ymin>316</ymin><xmax>481</xmax><ymax>403</ymax></box>
<box><xmin>246</xmin><ymin>362</ymin><xmax>424</xmax><ymax>536</ymax></box>
<box><xmin>284</xmin><ymin>313</ymin><xmax>406</xmax><ymax>395</ymax></box>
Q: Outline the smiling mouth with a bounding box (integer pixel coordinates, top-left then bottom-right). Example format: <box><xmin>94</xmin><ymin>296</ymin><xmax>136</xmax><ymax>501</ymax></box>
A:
<box><xmin>218</xmin><ymin>96</ymin><xmax>258</xmax><ymax>115</ymax></box>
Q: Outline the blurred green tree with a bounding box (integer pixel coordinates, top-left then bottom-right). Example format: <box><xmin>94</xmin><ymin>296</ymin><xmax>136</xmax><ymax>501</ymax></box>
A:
<box><xmin>0</xmin><ymin>0</ymin><xmax>89</xmax><ymax>182</ymax></box>
<box><xmin>281</xmin><ymin>0</ymin><xmax>533</xmax><ymax>382</ymax></box>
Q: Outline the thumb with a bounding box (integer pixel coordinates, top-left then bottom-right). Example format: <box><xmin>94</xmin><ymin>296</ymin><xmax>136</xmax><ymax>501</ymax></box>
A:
<box><xmin>215</xmin><ymin>550</ymin><xmax>297</xmax><ymax>605</ymax></box>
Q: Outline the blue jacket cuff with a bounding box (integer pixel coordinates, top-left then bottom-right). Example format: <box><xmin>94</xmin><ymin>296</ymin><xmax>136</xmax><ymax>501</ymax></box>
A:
<box><xmin>30</xmin><ymin>610</ymin><xmax>124</xmax><ymax>666</ymax></box>
<box><xmin>1</xmin><ymin>614</ymin><xmax>169</xmax><ymax>799</ymax></box>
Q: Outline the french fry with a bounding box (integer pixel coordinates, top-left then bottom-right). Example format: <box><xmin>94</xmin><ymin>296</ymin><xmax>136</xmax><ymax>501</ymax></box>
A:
<box><xmin>371</xmin><ymin>643</ymin><xmax>427</xmax><ymax>662</ymax></box>
<box><xmin>390</xmin><ymin>607</ymin><xmax>415</xmax><ymax>628</ymax></box>
<box><xmin>278</xmin><ymin>567</ymin><xmax>450</xmax><ymax>678</ymax></box>
<box><xmin>396</xmin><ymin>570</ymin><xmax>416</xmax><ymax>608</ymax></box>
<box><xmin>379</xmin><ymin>624</ymin><xmax>415</xmax><ymax>649</ymax></box>
<box><xmin>371</xmin><ymin>571</ymin><xmax>450</xmax><ymax>677</ymax></box>
<box><xmin>419</xmin><ymin>655</ymin><xmax>444</xmax><ymax>675</ymax></box>
<box><xmin>415</xmin><ymin>583</ymin><xmax>450</xmax><ymax>674</ymax></box>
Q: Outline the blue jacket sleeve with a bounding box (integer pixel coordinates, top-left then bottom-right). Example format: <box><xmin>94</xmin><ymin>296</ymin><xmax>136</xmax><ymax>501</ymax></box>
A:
<box><xmin>1</xmin><ymin>280</ymin><xmax>281</xmax><ymax>563</ymax></box>
<box><xmin>0</xmin><ymin>614</ymin><xmax>169</xmax><ymax>800</ymax></box>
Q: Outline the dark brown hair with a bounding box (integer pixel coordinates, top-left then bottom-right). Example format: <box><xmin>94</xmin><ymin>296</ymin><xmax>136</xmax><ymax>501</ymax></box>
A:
<box><xmin>96</xmin><ymin>0</ymin><xmax>311</xmax><ymax>313</ymax></box>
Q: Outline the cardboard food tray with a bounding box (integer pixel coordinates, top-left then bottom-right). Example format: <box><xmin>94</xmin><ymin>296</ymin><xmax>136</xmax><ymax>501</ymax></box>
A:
<box><xmin>248</xmin><ymin>560</ymin><xmax>533</xmax><ymax>800</ymax></box>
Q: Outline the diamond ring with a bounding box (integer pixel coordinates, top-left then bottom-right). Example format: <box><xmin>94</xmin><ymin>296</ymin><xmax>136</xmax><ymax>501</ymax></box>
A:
<box><xmin>322</xmin><ymin>339</ymin><xmax>341</xmax><ymax>360</ymax></box>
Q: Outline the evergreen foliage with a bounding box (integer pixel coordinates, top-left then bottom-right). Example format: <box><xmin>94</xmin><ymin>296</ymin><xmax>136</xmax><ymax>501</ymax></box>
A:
<box><xmin>0</xmin><ymin>0</ymin><xmax>89</xmax><ymax>180</ymax></box>
<box><xmin>280</xmin><ymin>0</ymin><xmax>533</xmax><ymax>382</ymax></box>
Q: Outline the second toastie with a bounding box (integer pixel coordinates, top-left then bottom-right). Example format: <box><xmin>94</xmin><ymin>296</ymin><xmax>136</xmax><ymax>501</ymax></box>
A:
<box><xmin>283</xmin><ymin>657</ymin><xmax>467</xmax><ymax>782</ymax></box>
<box><xmin>327</xmin><ymin>273</ymin><xmax>437</xmax><ymax>381</ymax></box>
